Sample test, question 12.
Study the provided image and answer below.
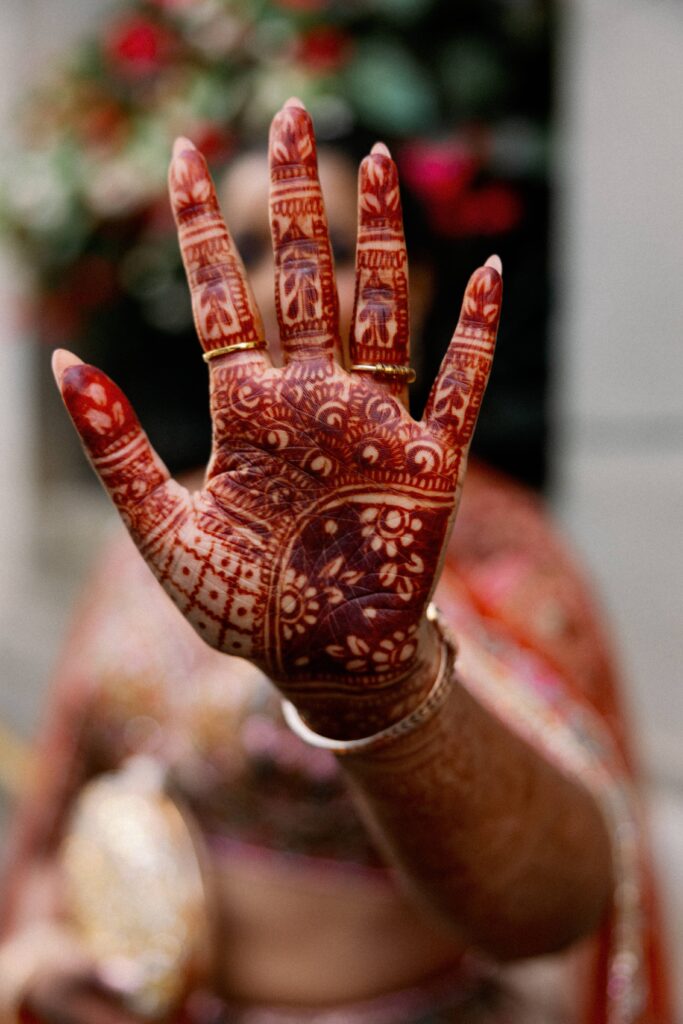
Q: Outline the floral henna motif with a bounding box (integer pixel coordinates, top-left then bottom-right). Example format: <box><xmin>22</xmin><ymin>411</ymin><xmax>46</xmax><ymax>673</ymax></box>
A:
<box><xmin>55</xmin><ymin>358</ymin><xmax>182</xmax><ymax>537</ymax></box>
<box><xmin>54</xmin><ymin>101</ymin><xmax>503</xmax><ymax>738</ymax></box>
<box><xmin>269</xmin><ymin>102</ymin><xmax>341</xmax><ymax>364</ymax></box>
<box><xmin>203</xmin><ymin>358</ymin><xmax>457</xmax><ymax>696</ymax></box>
<box><xmin>351</xmin><ymin>146</ymin><xmax>410</xmax><ymax>401</ymax></box>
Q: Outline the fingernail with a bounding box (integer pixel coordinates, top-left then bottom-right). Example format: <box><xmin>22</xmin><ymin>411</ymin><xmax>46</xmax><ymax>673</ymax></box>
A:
<box><xmin>371</xmin><ymin>141</ymin><xmax>391</xmax><ymax>158</ymax></box>
<box><xmin>172</xmin><ymin>136</ymin><xmax>196</xmax><ymax>159</ymax></box>
<box><xmin>51</xmin><ymin>348</ymin><xmax>83</xmax><ymax>386</ymax></box>
<box><xmin>283</xmin><ymin>96</ymin><xmax>306</xmax><ymax>110</ymax></box>
<box><xmin>485</xmin><ymin>254</ymin><xmax>503</xmax><ymax>276</ymax></box>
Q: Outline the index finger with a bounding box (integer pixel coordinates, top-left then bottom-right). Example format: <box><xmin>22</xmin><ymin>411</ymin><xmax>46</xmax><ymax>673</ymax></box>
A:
<box><xmin>169</xmin><ymin>138</ymin><xmax>269</xmax><ymax>370</ymax></box>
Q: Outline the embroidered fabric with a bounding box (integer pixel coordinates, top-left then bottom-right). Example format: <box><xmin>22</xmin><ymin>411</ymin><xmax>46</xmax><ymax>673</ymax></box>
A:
<box><xmin>8</xmin><ymin>464</ymin><xmax>672</xmax><ymax>1023</ymax></box>
<box><xmin>180</xmin><ymin>962</ymin><xmax>510</xmax><ymax>1024</ymax></box>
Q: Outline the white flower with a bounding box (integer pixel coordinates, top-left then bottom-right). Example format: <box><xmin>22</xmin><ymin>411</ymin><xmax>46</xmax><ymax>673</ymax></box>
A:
<box><xmin>360</xmin><ymin>506</ymin><xmax>422</xmax><ymax>558</ymax></box>
<box><xmin>280</xmin><ymin>569</ymin><xmax>320</xmax><ymax>640</ymax></box>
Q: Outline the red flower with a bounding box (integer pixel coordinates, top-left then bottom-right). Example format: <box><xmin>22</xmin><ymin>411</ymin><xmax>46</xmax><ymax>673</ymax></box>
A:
<box><xmin>445</xmin><ymin>183</ymin><xmax>523</xmax><ymax>237</ymax></box>
<box><xmin>399</xmin><ymin>138</ymin><xmax>523</xmax><ymax>238</ymax></box>
<box><xmin>297</xmin><ymin>27</ymin><xmax>353</xmax><ymax>74</ymax></box>
<box><xmin>105</xmin><ymin>16</ymin><xmax>175</xmax><ymax>79</ymax></box>
<box><xmin>399</xmin><ymin>138</ymin><xmax>479</xmax><ymax>209</ymax></box>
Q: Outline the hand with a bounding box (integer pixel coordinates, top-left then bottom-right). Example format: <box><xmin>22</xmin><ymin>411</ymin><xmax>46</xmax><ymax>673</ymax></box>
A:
<box><xmin>53</xmin><ymin>98</ymin><xmax>502</xmax><ymax>736</ymax></box>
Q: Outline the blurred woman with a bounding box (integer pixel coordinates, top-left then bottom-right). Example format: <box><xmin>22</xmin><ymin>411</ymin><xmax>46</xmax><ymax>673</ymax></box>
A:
<box><xmin>0</xmin><ymin>100</ymin><xmax>672</xmax><ymax>1024</ymax></box>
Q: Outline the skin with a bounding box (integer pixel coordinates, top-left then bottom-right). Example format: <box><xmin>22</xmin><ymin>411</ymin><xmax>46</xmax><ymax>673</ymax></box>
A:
<box><xmin>219</xmin><ymin>146</ymin><xmax>434</xmax><ymax>380</ymax></box>
<box><xmin>220</xmin><ymin>148</ymin><xmax>358</xmax><ymax>366</ymax></box>
<box><xmin>51</xmin><ymin>110</ymin><xmax>501</xmax><ymax>737</ymax></box>
<box><xmin>11</xmin><ymin>99</ymin><xmax>614</xmax><ymax>1021</ymax></box>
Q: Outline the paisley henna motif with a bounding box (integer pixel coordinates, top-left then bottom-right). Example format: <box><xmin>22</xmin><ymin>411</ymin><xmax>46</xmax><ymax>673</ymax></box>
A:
<box><xmin>54</xmin><ymin>99</ymin><xmax>503</xmax><ymax>738</ymax></box>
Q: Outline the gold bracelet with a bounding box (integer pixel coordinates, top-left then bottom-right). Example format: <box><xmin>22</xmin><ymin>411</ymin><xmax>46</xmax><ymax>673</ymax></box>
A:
<box><xmin>202</xmin><ymin>340</ymin><xmax>267</xmax><ymax>362</ymax></box>
<box><xmin>282</xmin><ymin>604</ymin><xmax>456</xmax><ymax>757</ymax></box>
<box><xmin>350</xmin><ymin>362</ymin><xmax>417</xmax><ymax>383</ymax></box>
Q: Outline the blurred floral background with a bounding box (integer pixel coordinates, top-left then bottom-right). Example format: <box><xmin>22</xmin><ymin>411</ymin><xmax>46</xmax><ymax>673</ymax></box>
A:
<box><xmin>0</xmin><ymin>0</ymin><xmax>553</xmax><ymax>484</ymax></box>
<box><xmin>0</xmin><ymin>0</ymin><xmax>682</xmax><ymax>1004</ymax></box>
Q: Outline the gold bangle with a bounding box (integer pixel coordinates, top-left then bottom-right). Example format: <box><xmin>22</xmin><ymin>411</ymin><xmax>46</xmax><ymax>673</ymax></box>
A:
<box><xmin>351</xmin><ymin>362</ymin><xmax>416</xmax><ymax>383</ymax></box>
<box><xmin>282</xmin><ymin>604</ymin><xmax>456</xmax><ymax>757</ymax></box>
<box><xmin>202</xmin><ymin>340</ymin><xmax>267</xmax><ymax>362</ymax></box>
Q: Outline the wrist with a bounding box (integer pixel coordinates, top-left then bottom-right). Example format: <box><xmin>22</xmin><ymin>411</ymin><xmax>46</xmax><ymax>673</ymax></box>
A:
<box><xmin>288</xmin><ymin>610</ymin><xmax>444</xmax><ymax>741</ymax></box>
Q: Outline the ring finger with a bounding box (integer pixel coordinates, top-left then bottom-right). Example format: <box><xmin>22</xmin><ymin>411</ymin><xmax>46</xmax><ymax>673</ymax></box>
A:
<box><xmin>350</xmin><ymin>142</ymin><xmax>412</xmax><ymax>409</ymax></box>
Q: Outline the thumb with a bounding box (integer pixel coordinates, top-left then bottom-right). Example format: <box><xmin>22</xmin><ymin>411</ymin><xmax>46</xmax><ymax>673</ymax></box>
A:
<box><xmin>52</xmin><ymin>349</ymin><xmax>191</xmax><ymax>558</ymax></box>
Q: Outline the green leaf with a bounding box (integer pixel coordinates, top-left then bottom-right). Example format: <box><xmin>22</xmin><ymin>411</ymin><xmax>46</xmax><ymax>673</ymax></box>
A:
<box><xmin>439</xmin><ymin>37</ymin><xmax>507</xmax><ymax>118</ymax></box>
<box><xmin>343</xmin><ymin>38</ymin><xmax>437</xmax><ymax>135</ymax></box>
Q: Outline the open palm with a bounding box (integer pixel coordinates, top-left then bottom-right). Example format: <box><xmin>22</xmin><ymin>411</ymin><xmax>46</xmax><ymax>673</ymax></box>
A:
<box><xmin>54</xmin><ymin>99</ymin><xmax>502</xmax><ymax>729</ymax></box>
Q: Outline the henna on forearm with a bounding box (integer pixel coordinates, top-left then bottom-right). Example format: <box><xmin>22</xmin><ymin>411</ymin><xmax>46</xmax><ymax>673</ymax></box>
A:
<box><xmin>341</xmin><ymin>658</ymin><xmax>614</xmax><ymax>960</ymax></box>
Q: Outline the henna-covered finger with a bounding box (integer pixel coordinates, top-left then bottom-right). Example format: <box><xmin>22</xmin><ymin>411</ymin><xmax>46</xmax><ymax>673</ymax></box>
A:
<box><xmin>422</xmin><ymin>256</ymin><xmax>502</xmax><ymax>452</ymax></box>
<box><xmin>169</xmin><ymin>137</ymin><xmax>269</xmax><ymax>369</ymax></box>
<box><xmin>269</xmin><ymin>98</ymin><xmax>342</xmax><ymax>367</ymax></box>
<box><xmin>52</xmin><ymin>349</ymin><xmax>192</xmax><ymax>568</ymax></box>
<box><xmin>350</xmin><ymin>142</ymin><xmax>412</xmax><ymax>408</ymax></box>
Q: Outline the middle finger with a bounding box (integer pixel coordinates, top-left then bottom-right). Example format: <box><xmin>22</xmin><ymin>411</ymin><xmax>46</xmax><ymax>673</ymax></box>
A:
<box><xmin>269</xmin><ymin>99</ymin><xmax>342</xmax><ymax>368</ymax></box>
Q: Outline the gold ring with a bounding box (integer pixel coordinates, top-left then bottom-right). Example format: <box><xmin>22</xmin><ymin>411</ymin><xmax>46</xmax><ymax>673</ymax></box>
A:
<box><xmin>203</xmin><ymin>340</ymin><xmax>268</xmax><ymax>362</ymax></box>
<box><xmin>351</xmin><ymin>362</ymin><xmax>416</xmax><ymax>383</ymax></box>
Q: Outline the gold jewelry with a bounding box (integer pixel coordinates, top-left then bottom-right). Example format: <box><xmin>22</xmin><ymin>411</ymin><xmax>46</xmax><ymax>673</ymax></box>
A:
<box><xmin>202</xmin><ymin>340</ymin><xmax>267</xmax><ymax>362</ymax></box>
<box><xmin>60</xmin><ymin>757</ymin><xmax>209</xmax><ymax>1020</ymax></box>
<box><xmin>351</xmin><ymin>362</ymin><xmax>416</xmax><ymax>383</ymax></box>
<box><xmin>282</xmin><ymin>604</ymin><xmax>456</xmax><ymax>757</ymax></box>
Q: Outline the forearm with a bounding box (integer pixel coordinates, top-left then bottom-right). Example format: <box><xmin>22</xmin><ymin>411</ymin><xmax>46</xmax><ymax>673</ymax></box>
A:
<box><xmin>336</xmin><ymin>646</ymin><xmax>614</xmax><ymax>961</ymax></box>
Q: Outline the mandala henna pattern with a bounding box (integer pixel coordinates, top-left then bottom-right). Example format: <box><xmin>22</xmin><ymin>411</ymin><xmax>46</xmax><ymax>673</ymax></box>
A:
<box><xmin>54</xmin><ymin>100</ymin><xmax>502</xmax><ymax>737</ymax></box>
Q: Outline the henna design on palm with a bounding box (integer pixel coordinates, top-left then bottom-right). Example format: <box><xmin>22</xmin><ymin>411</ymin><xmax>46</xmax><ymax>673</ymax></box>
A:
<box><xmin>53</xmin><ymin>98</ymin><xmax>502</xmax><ymax>735</ymax></box>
